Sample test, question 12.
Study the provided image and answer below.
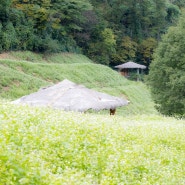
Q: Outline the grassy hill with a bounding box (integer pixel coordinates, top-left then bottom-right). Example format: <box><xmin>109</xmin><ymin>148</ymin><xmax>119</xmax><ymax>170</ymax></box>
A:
<box><xmin>0</xmin><ymin>51</ymin><xmax>156</xmax><ymax>115</ymax></box>
<box><xmin>0</xmin><ymin>51</ymin><xmax>185</xmax><ymax>184</ymax></box>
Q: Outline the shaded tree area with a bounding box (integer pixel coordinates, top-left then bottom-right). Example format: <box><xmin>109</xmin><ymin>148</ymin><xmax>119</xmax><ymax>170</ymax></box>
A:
<box><xmin>0</xmin><ymin>0</ymin><xmax>184</xmax><ymax>66</ymax></box>
<box><xmin>147</xmin><ymin>12</ymin><xmax>185</xmax><ymax>117</ymax></box>
<box><xmin>88</xmin><ymin>0</ymin><xmax>182</xmax><ymax>67</ymax></box>
<box><xmin>0</xmin><ymin>0</ymin><xmax>92</xmax><ymax>53</ymax></box>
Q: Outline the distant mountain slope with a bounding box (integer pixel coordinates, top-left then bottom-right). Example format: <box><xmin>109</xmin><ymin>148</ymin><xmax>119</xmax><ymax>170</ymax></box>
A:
<box><xmin>0</xmin><ymin>52</ymin><xmax>157</xmax><ymax>115</ymax></box>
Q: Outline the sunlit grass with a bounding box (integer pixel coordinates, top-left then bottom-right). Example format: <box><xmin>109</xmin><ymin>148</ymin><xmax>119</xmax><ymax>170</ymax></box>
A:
<box><xmin>0</xmin><ymin>65</ymin><xmax>48</xmax><ymax>99</ymax></box>
<box><xmin>45</xmin><ymin>52</ymin><xmax>92</xmax><ymax>64</ymax></box>
<box><xmin>9</xmin><ymin>51</ymin><xmax>45</xmax><ymax>63</ymax></box>
<box><xmin>0</xmin><ymin>102</ymin><xmax>184</xmax><ymax>184</ymax></box>
<box><xmin>9</xmin><ymin>51</ymin><xmax>92</xmax><ymax>64</ymax></box>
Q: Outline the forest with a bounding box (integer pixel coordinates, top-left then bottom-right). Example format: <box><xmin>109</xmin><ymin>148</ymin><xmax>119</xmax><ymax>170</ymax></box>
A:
<box><xmin>0</xmin><ymin>0</ymin><xmax>185</xmax><ymax>67</ymax></box>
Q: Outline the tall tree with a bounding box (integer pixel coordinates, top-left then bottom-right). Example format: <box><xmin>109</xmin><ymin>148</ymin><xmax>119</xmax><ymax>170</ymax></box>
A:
<box><xmin>87</xmin><ymin>27</ymin><xmax>116</xmax><ymax>65</ymax></box>
<box><xmin>147</xmin><ymin>13</ymin><xmax>185</xmax><ymax>117</ymax></box>
<box><xmin>137</xmin><ymin>37</ymin><xmax>157</xmax><ymax>68</ymax></box>
<box><xmin>0</xmin><ymin>0</ymin><xmax>12</xmax><ymax>22</ymax></box>
<box><xmin>12</xmin><ymin>0</ymin><xmax>92</xmax><ymax>52</ymax></box>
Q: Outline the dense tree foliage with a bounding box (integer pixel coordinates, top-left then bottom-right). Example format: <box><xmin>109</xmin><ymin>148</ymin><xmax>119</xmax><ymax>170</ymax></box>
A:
<box><xmin>147</xmin><ymin>13</ymin><xmax>185</xmax><ymax>117</ymax></box>
<box><xmin>0</xmin><ymin>0</ymin><xmax>184</xmax><ymax>65</ymax></box>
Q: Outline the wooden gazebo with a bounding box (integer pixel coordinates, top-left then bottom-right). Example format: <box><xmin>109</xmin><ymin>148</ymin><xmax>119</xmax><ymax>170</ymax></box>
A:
<box><xmin>115</xmin><ymin>61</ymin><xmax>146</xmax><ymax>81</ymax></box>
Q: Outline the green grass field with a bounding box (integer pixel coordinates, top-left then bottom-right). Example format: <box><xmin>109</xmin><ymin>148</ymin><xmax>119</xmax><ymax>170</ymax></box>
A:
<box><xmin>0</xmin><ymin>103</ymin><xmax>185</xmax><ymax>184</ymax></box>
<box><xmin>0</xmin><ymin>51</ymin><xmax>184</xmax><ymax>184</ymax></box>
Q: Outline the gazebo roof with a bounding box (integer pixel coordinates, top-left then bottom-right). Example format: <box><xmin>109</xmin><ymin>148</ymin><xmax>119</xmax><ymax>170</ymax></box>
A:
<box><xmin>12</xmin><ymin>79</ymin><xmax>129</xmax><ymax>112</ymax></box>
<box><xmin>115</xmin><ymin>61</ymin><xmax>146</xmax><ymax>69</ymax></box>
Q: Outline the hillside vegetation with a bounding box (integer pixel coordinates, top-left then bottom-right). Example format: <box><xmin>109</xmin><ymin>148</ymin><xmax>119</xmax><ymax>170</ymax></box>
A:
<box><xmin>0</xmin><ymin>52</ymin><xmax>184</xmax><ymax>184</ymax></box>
<box><xmin>0</xmin><ymin>51</ymin><xmax>156</xmax><ymax>115</ymax></box>
<box><xmin>0</xmin><ymin>102</ymin><xmax>185</xmax><ymax>184</ymax></box>
<box><xmin>1</xmin><ymin>1</ymin><xmax>184</xmax><ymax>66</ymax></box>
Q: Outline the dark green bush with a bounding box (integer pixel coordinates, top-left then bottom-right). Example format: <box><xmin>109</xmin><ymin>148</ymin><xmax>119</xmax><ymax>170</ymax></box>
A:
<box><xmin>147</xmin><ymin>14</ymin><xmax>185</xmax><ymax>117</ymax></box>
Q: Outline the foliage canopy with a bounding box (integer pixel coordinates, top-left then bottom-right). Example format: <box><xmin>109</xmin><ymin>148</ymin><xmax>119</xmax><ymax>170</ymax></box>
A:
<box><xmin>147</xmin><ymin>14</ymin><xmax>185</xmax><ymax>117</ymax></box>
<box><xmin>0</xmin><ymin>0</ymin><xmax>184</xmax><ymax>65</ymax></box>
